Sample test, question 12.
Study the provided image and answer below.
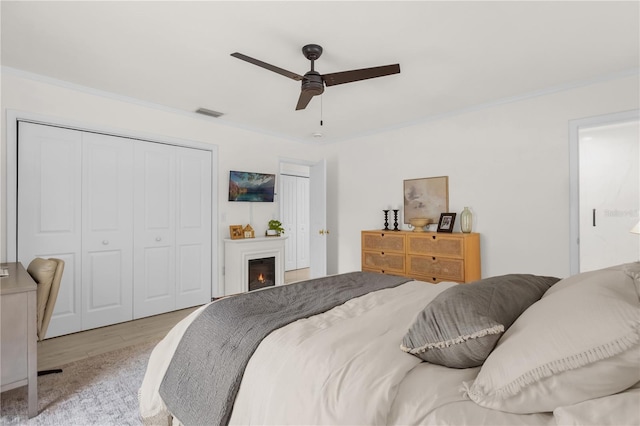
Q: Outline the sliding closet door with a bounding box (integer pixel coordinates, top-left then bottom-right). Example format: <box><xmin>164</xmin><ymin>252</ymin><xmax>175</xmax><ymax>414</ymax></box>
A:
<box><xmin>133</xmin><ymin>142</ymin><xmax>176</xmax><ymax>319</ymax></box>
<box><xmin>17</xmin><ymin>122</ymin><xmax>82</xmax><ymax>337</ymax></box>
<box><xmin>175</xmin><ymin>148</ymin><xmax>212</xmax><ymax>309</ymax></box>
<box><xmin>81</xmin><ymin>133</ymin><xmax>134</xmax><ymax>329</ymax></box>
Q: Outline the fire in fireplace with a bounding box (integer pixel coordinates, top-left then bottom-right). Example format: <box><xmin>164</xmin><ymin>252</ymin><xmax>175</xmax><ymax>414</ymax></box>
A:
<box><xmin>248</xmin><ymin>257</ymin><xmax>276</xmax><ymax>291</ymax></box>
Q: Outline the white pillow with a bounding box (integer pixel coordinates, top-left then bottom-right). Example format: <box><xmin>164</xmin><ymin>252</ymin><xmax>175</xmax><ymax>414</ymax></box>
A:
<box><xmin>465</xmin><ymin>262</ymin><xmax>640</xmax><ymax>414</ymax></box>
<box><xmin>553</xmin><ymin>385</ymin><xmax>640</xmax><ymax>426</ymax></box>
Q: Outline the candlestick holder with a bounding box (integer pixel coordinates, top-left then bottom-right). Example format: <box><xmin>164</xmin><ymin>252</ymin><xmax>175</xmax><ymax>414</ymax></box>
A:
<box><xmin>383</xmin><ymin>210</ymin><xmax>390</xmax><ymax>230</ymax></box>
<box><xmin>393</xmin><ymin>209</ymin><xmax>399</xmax><ymax>231</ymax></box>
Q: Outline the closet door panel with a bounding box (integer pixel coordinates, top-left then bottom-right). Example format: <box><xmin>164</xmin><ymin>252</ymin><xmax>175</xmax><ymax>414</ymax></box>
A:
<box><xmin>18</xmin><ymin>122</ymin><xmax>82</xmax><ymax>337</ymax></box>
<box><xmin>133</xmin><ymin>142</ymin><xmax>176</xmax><ymax>319</ymax></box>
<box><xmin>175</xmin><ymin>148</ymin><xmax>212</xmax><ymax>308</ymax></box>
<box><xmin>296</xmin><ymin>177</ymin><xmax>310</xmax><ymax>269</ymax></box>
<box><xmin>281</xmin><ymin>175</ymin><xmax>297</xmax><ymax>271</ymax></box>
<box><xmin>143</xmin><ymin>246</ymin><xmax>173</xmax><ymax>297</ymax></box>
<box><xmin>81</xmin><ymin>133</ymin><xmax>134</xmax><ymax>330</ymax></box>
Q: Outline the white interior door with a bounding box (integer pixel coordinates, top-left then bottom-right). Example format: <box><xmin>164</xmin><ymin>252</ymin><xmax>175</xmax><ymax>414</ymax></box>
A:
<box><xmin>133</xmin><ymin>142</ymin><xmax>176</xmax><ymax>318</ymax></box>
<box><xmin>17</xmin><ymin>122</ymin><xmax>82</xmax><ymax>337</ymax></box>
<box><xmin>81</xmin><ymin>132</ymin><xmax>134</xmax><ymax>329</ymax></box>
<box><xmin>175</xmin><ymin>147</ymin><xmax>212</xmax><ymax>309</ymax></box>
<box><xmin>579</xmin><ymin>120</ymin><xmax>640</xmax><ymax>272</ymax></box>
<box><xmin>309</xmin><ymin>159</ymin><xmax>327</xmax><ymax>278</ymax></box>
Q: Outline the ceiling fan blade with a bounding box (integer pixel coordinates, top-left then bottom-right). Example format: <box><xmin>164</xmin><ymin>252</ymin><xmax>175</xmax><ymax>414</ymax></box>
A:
<box><xmin>231</xmin><ymin>52</ymin><xmax>303</xmax><ymax>81</ymax></box>
<box><xmin>295</xmin><ymin>90</ymin><xmax>315</xmax><ymax>110</ymax></box>
<box><xmin>322</xmin><ymin>64</ymin><xmax>400</xmax><ymax>87</ymax></box>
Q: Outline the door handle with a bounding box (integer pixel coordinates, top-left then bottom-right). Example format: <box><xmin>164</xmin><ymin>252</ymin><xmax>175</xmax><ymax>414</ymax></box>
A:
<box><xmin>593</xmin><ymin>209</ymin><xmax>596</xmax><ymax>227</ymax></box>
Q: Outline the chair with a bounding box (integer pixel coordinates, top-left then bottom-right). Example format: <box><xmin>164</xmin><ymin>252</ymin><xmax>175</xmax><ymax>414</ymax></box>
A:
<box><xmin>26</xmin><ymin>257</ymin><xmax>65</xmax><ymax>376</ymax></box>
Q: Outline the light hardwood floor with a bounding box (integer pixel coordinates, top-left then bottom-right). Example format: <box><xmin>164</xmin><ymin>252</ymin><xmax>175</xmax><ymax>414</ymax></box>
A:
<box><xmin>37</xmin><ymin>307</ymin><xmax>199</xmax><ymax>371</ymax></box>
<box><xmin>38</xmin><ymin>268</ymin><xmax>311</xmax><ymax>371</ymax></box>
<box><xmin>284</xmin><ymin>267</ymin><xmax>310</xmax><ymax>284</ymax></box>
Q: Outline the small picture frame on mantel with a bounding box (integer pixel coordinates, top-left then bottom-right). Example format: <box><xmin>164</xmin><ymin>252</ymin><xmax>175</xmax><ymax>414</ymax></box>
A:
<box><xmin>229</xmin><ymin>225</ymin><xmax>244</xmax><ymax>239</ymax></box>
<box><xmin>437</xmin><ymin>213</ymin><xmax>456</xmax><ymax>233</ymax></box>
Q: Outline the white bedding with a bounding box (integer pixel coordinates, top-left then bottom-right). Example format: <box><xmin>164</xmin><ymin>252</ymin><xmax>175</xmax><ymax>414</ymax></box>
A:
<box><xmin>139</xmin><ymin>278</ymin><xmax>636</xmax><ymax>425</ymax></box>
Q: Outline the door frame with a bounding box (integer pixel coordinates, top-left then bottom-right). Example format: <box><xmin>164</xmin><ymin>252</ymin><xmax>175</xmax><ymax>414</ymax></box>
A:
<box><xmin>568</xmin><ymin>109</ymin><xmax>640</xmax><ymax>275</ymax></box>
<box><xmin>5</xmin><ymin>109</ymin><xmax>220</xmax><ymax>294</ymax></box>
<box><xmin>278</xmin><ymin>157</ymin><xmax>327</xmax><ymax>278</ymax></box>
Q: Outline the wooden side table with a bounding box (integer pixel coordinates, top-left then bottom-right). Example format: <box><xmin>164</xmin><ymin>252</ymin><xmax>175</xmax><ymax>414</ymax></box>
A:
<box><xmin>1</xmin><ymin>262</ymin><xmax>38</xmax><ymax>418</ymax></box>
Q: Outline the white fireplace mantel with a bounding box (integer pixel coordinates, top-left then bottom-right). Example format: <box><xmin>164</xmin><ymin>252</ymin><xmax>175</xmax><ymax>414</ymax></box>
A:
<box><xmin>223</xmin><ymin>236</ymin><xmax>287</xmax><ymax>296</ymax></box>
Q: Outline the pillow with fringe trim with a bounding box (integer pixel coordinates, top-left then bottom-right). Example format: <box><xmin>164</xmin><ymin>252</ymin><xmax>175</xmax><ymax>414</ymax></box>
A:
<box><xmin>400</xmin><ymin>274</ymin><xmax>559</xmax><ymax>368</ymax></box>
<box><xmin>465</xmin><ymin>262</ymin><xmax>640</xmax><ymax>413</ymax></box>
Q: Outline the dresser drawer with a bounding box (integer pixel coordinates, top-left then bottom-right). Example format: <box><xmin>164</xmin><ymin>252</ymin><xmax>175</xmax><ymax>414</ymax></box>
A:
<box><xmin>407</xmin><ymin>234</ymin><xmax>464</xmax><ymax>258</ymax></box>
<box><xmin>362</xmin><ymin>232</ymin><xmax>405</xmax><ymax>253</ymax></box>
<box><xmin>407</xmin><ymin>255</ymin><xmax>465</xmax><ymax>282</ymax></box>
<box><xmin>362</xmin><ymin>251</ymin><xmax>405</xmax><ymax>274</ymax></box>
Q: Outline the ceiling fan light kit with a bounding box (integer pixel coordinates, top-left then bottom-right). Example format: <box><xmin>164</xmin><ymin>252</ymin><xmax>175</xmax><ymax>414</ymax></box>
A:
<box><xmin>231</xmin><ymin>44</ymin><xmax>400</xmax><ymax>111</ymax></box>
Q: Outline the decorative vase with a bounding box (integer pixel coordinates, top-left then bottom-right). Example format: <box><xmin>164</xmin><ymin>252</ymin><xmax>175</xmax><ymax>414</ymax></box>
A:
<box><xmin>460</xmin><ymin>207</ymin><xmax>473</xmax><ymax>233</ymax></box>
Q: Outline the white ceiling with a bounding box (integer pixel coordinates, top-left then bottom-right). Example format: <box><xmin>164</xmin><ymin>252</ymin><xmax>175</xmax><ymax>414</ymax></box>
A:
<box><xmin>2</xmin><ymin>1</ymin><xmax>639</xmax><ymax>144</ymax></box>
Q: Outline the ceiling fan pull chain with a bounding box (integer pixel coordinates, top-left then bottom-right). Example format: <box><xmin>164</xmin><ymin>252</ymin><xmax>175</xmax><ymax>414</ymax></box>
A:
<box><xmin>320</xmin><ymin>95</ymin><xmax>323</xmax><ymax>126</ymax></box>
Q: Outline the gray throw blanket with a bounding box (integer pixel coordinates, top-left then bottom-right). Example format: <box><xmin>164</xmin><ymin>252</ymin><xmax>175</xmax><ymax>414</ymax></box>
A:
<box><xmin>159</xmin><ymin>271</ymin><xmax>410</xmax><ymax>426</ymax></box>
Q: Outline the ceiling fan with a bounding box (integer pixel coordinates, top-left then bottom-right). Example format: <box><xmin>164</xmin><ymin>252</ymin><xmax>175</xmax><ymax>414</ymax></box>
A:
<box><xmin>231</xmin><ymin>44</ymin><xmax>400</xmax><ymax>110</ymax></box>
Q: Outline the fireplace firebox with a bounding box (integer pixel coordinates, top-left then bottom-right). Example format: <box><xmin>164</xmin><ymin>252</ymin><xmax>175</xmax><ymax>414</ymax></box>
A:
<box><xmin>248</xmin><ymin>257</ymin><xmax>276</xmax><ymax>291</ymax></box>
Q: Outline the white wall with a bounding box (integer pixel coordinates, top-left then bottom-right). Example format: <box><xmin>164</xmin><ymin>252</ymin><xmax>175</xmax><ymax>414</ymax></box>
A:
<box><xmin>2</xmin><ymin>71</ymin><xmax>638</xmax><ymax>288</ymax></box>
<box><xmin>328</xmin><ymin>75</ymin><xmax>639</xmax><ymax>279</ymax></box>
<box><xmin>1</xmin><ymin>71</ymin><xmax>325</xmax><ymax>296</ymax></box>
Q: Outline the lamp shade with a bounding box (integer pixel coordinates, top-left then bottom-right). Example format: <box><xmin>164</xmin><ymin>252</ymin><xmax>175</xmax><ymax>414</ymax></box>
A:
<box><xmin>631</xmin><ymin>220</ymin><xmax>640</xmax><ymax>234</ymax></box>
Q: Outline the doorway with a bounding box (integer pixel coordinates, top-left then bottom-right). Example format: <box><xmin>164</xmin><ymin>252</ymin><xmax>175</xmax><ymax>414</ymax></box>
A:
<box><xmin>279</xmin><ymin>159</ymin><xmax>327</xmax><ymax>279</ymax></box>
<box><xmin>280</xmin><ymin>165</ymin><xmax>311</xmax><ymax>273</ymax></box>
<box><xmin>569</xmin><ymin>110</ymin><xmax>640</xmax><ymax>274</ymax></box>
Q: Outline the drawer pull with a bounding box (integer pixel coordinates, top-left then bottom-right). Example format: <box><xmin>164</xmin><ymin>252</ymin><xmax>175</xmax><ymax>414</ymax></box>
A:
<box><xmin>432</xmin><ymin>257</ymin><xmax>436</xmax><ymax>260</ymax></box>
<box><xmin>432</xmin><ymin>235</ymin><xmax>436</xmax><ymax>240</ymax></box>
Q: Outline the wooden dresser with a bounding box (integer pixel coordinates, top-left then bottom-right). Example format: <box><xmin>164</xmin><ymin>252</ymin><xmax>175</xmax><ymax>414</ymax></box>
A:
<box><xmin>361</xmin><ymin>230</ymin><xmax>481</xmax><ymax>283</ymax></box>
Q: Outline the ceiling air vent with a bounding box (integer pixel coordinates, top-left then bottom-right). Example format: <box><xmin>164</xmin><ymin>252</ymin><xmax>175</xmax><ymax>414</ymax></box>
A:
<box><xmin>195</xmin><ymin>108</ymin><xmax>224</xmax><ymax>118</ymax></box>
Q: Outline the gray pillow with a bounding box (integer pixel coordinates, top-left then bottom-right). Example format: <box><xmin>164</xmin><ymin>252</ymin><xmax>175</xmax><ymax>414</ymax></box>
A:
<box><xmin>400</xmin><ymin>274</ymin><xmax>560</xmax><ymax>368</ymax></box>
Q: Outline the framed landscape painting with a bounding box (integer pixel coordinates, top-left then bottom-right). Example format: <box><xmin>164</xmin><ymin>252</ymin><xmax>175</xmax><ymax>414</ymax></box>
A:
<box><xmin>403</xmin><ymin>176</ymin><xmax>449</xmax><ymax>224</ymax></box>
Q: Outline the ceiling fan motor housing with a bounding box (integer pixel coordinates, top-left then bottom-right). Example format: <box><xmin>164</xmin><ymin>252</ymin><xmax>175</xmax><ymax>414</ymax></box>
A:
<box><xmin>302</xmin><ymin>71</ymin><xmax>324</xmax><ymax>95</ymax></box>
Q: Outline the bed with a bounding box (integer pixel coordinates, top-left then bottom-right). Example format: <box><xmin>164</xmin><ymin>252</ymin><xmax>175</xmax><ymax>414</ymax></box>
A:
<box><xmin>139</xmin><ymin>262</ymin><xmax>640</xmax><ymax>426</ymax></box>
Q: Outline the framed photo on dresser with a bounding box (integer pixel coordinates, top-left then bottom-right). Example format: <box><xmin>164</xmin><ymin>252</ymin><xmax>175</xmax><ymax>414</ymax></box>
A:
<box><xmin>437</xmin><ymin>213</ymin><xmax>456</xmax><ymax>233</ymax></box>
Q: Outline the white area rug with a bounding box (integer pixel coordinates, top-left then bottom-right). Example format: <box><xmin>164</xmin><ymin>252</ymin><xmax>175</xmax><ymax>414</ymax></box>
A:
<box><xmin>1</xmin><ymin>340</ymin><xmax>158</xmax><ymax>425</ymax></box>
